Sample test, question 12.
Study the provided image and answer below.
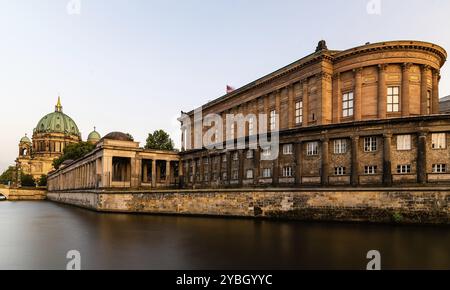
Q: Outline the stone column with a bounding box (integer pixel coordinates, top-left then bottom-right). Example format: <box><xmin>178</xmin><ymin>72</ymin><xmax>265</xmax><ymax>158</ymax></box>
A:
<box><xmin>275</xmin><ymin>89</ymin><xmax>281</xmax><ymax>130</ymax></box>
<box><xmin>226</xmin><ymin>152</ymin><xmax>232</xmax><ymax>185</ymax></box>
<box><xmin>432</xmin><ymin>70</ymin><xmax>440</xmax><ymax>114</ymax></box>
<box><xmin>165</xmin><ymin>160</ymin><xmax>171</xmax><ymax>186</ymax></box>
<box><xmin>321</xmin><ymin>137</ymin><xmax>329</xmax><ymax>186</ymax></box>
<box><xmin>288</xmin><ymin>84</ymin><xmax>295</xmax><ymax>128</ymax></box>
<box><xmin>351</xmin><ymin>136</ymin><xmax>360</xmax><ymax>186</ymax></box>
<box><xmin>417</xmin><ymin>132</ymin><xmax>428</xmax><ymax>184</ymax></box>
<box><xmin>378</xmin><ymin>64</ymin><xmax>387</xmax><ymax>119</ymax></box>
<box><xmin>402</xmin><ymin>63</ymin><xmax>411</xmax><ymax>117</ymax></box>
<box><xmin>295</xmin><ymin>142</ymin><xmax>302</xmax><ymax>185</ymax></box>
<box><xmin>354</xmin><ymin>68</ymin><xmax>363</xmax><ymax>121</ymax></box>
<box><xmin>420</xmin><ymin>65</ymin><xmax>430</xmax><ymax>115</ymax></box>
<box><xmin>302</xmin><ymin>80</ymin><xmax>309</xmax><ymax>127</ymax></box>
<box><xmin>238</xmin><ymin>150</ymin><xmax>244</xmax><ymax>187</ymax></box>
<box><xmin>332</xmin><ymin>73</ymin><xmax>341</xmax><ymax>123</ymax></box>
<box><xmin>383</xmin><ymin>134</ymin><xmax>393</xmax><ymax>186</ymax></box>
<box><xmin>254</xmin><ymin>148</ymin><xmax>260</xmax><ymax>184</ymax></box>
<box><xmin>151</xmin><ymin>159</ymin><xmax>157</xmax><ymax>188</ymax></box>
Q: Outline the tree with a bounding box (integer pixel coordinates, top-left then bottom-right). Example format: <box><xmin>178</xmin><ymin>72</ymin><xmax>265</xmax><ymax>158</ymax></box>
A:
<box><xmin>38</xmin><ymin>175</ymin><xmax>47</xmax><ymax>187</ymax></box>
<box><xmin>145</xmin><ymin>130</ymin><xmax>174</xmax><ymax>151</ymax></box>
<box><xmin>0</xmin><ymin>166</ymin><xmax>15</xmax><ymax>185</ymax></box>
<box><xmin>53</xmin><ymin>142</ymin><xmax>96</xmax><ymax>169</ymax></box>
<box><xmin>21</xmin><ymin>174</ymin><xmax>35</xmax><ymax>187</ymax></box>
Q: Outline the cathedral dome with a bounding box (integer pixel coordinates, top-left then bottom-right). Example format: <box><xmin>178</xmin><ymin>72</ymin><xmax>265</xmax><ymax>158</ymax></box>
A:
<box><xmin>87</xmin><ymin>128</ymin><xmax>101</xmax><ymax>143</ymax></box>
<box><xmin>20</xmin><ymin>134</ymin><xmax>31</xmax><ymax>144</ymax></box>
<box><xmin>102</xmin><ymin>132</ymin><xmax>133</xmax><ymax>142</ymax></box>
<box><xmin>34</xmin><ymin>97</ymin><xmax>81</xmax><ymax>137</ymax></box>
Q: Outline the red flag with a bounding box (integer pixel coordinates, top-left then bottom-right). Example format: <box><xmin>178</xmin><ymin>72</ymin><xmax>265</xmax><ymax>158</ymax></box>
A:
<box><xmin>226</xmin><ymin>85</ymin><xmax>235</xmax><ymax>94</ymax></box>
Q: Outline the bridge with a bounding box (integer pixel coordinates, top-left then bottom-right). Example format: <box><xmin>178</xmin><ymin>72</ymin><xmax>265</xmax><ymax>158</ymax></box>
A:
<box><xmin>0</xmin><ymin>185</ymin><xmax>46</xmax><ymax>201</ymax></box>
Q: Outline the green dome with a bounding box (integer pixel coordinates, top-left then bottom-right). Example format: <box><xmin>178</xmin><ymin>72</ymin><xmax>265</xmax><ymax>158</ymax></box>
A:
<box><xmin>87</xmin><ymin>129</ymin><xmax>101</xmax><ymax>143</ymax></box>
<box><xmin>20</xmin><ymin>134</ymin><xmax>31</xmax><ymax>144</ymax></box>
<box><xmin>34</xmin><ymin>98</ymin><xmax>81</xmax><ymax>137</ymax></box>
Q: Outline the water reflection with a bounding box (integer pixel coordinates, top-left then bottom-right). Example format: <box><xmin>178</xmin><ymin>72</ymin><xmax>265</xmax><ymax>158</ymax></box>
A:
<box><xmin>0</xmin><ymin>201</ymin><xmax>448</xmax><ymax>270</ymax></box>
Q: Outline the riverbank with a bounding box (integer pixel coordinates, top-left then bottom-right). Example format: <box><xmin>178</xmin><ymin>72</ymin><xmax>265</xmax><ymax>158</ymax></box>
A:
<box><xmin>47</xmin><ymin>187</ymin><xmax>450</xmax><ymax>225</ymax></box>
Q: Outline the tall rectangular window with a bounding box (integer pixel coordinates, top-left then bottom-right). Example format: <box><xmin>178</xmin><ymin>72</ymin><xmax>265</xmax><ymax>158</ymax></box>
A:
<box><xmin>248</xmin><ymin>118</ymin><xmax>254</xmax><ymax>135</ymax></box>
<box><xmin>270</xmin><ymin>110</ymin><xmax>276</xmax><ymax>131</ymax></box>
<box><xmin>282</xmin><ymin>167</ymin><xmax>293</xmax><ymax>177</ymax></box>
<box><xmin>334</xmin><ymin>139</ymin><xmax>347</xmax><ymax>154</ymax></box>
<box><xmin>283</xmin><ymin>144</ymin><xmax>293</xmax><ymax>155</ymax></box>
<box><xmin>230</xmin><ymin>123</ymin><xmax>235</xmax><ymax>140</ymax></box>
<box><xmin>364</xmin><ymin>137</ymin><xmax>378</xmax><ymax>152</ymax></box>
<box><xmin>263</xmin><ymin>168</ymin><xmax>272</xmax><ymax>178</ymax></box>
<box><xmin>246</xmin><ymin>169</ymin><xmax>254</xmax><ymax>179</ymax></box>
<box><xmin>397</xmin><ymin>135</ymin><xmax>411</xmax><ymax>151</ymax></box>
<box><xmin>387</xmin><ymin>86</ymin><xmax>400</xmax><ymax>112</ymax></box>
<box><xmin>342</xmin><ymin>92</ymin><xmax>354</xmax><ymax>117</ymax></box>
<box><xmin>295</xmin><ymin>101</ymin><xmax>303</xmax><ymax>124</ymax></box>
<box><xmin>427</xmin><ymin>91</ymin><xmax>431</xmax><ymax>114</ymax></box>
<box><xmin>432</xmin><ymin>133</ymin><xmax>446</xmax><ymax>149</ymax></box>
<box><xmin>307</xmin><ymin>142</ymin><xmax>319</xmax><ymax>156</ymax></box>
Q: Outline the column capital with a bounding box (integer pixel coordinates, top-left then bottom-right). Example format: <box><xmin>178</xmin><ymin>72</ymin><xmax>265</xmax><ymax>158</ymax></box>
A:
<box><xmin>421</xmin><ymin>64</ymin><xmax>430</xmax><ymax>72</ymax></box>
<box><xmin>378</xmin><ymin>63</ymin><xmax>388</xmax><ymax>71</ymax></box>
<box><xmin>402</xmin><ymin>62</ymin><xmax>413</xmax><ymax>71</ymax></box>
<box><xmin>332</xmin><ymin>72</ymin><xmax>341</xmax><ymax>80</ymax></box>
<box><xmin>353</xmin><ymin>67</ymin><xmax>364</xmax><ymax>75</ymax></box>
<box><xmin>383</xmin><ymin>133</ymin><xmax>393</xmax><ymax>139</ymax></box>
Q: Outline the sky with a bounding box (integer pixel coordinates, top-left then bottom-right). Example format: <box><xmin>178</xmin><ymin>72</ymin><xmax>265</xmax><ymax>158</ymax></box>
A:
<box><xmin>1</xmin><ymin>0</ymin><xmax>450</xmax><ymax>171</ymax></box>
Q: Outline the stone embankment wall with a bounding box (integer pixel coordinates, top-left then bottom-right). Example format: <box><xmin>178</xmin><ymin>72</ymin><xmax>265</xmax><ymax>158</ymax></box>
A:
<box><xmin>0</xmin><ymin>187</ymin><xmax>47</xmax><ymax>200</ymax></box>
<box><xmin>47</xmin><ymin>188</ymin><xmax>450</xmax><ymax>224</ymax></box>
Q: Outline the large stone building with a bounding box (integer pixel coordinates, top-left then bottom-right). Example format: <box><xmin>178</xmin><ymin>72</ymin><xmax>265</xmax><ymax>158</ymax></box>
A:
<box><xmin>16</xmin><ymin>97</ymin><xmax>100</xmax><ymax>182</ymax></box>
<box><xmin>178</xmin><ymin>40</ymin><xmax>450</xmax><ymax>188</ymax></box>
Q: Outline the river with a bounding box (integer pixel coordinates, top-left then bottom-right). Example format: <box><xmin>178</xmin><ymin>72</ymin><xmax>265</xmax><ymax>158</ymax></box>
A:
<box><xmin>0</xmin><ymin>201</ymin><xmax>448</xmax><ymax>270</ymax></box>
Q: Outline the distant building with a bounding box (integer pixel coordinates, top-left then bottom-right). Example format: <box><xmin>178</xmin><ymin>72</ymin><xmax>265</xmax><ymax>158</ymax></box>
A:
<box><xmin>16</xmin><ymin>97</ymin><xmax>100</xmax><ymax>182</ymax></box>
<box><xmin>440</xmin><ymin>95</ymin><xmax>450</xmax><ymax>113</ymax></box>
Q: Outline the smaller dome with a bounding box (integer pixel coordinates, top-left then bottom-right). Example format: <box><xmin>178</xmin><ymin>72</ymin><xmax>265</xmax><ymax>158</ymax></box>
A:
<box><xmin>20</xmin><ymin>134</ymin><xmax>31</xmax><ymax>144</ymax></box>
<box><xmin>102</xmin><ymin>132</ymin><xmax>134</xmax><ymax>142</ymax></box>
<box><xmin>87</xmin><ymin>128</ymin><xmax>101</xmax><ymax>143</ymax></box>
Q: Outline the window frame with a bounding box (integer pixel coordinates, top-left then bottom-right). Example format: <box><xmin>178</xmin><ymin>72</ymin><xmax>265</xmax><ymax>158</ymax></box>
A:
<box><xmin>387</xmin><ymin>86</ymin><xmax>400</xmax><ymax>113</ymax></box>
<box><xmin>306</xmin><ymin>142</ymin><xmax>319</xmax><ymax>156</ymax></box>
<box><xmin>295</xmin><ymin>100</ymin><xmax>303</xmax><ymax>124</ymax></box>
<box><xmin>283</xmin><ymin>144</ymin><xmax>294</xmax><ymax>155</ymax></box>
<box><xmin>334</xmin><ymin>139</ymin><xmax>347</xmax><ymax>154</ymax></box>
<box><xmin>432</xmin><ymin>133</ymin><xmax>447</xmax><ymax>150</ymax></box>
<box><xmin>364</xmin><ymin>137</ymin><xmax>378</xmax><ymax>152</ymax></box>
<box><xmin>342</xmin><ymin>91</ymin><xmax>354</xmax><ymax>118</ymax></box>
<box><xmin>397</xmin><ymin>135</ymin><xmax>412</xmax><ymax>151</ymax></box>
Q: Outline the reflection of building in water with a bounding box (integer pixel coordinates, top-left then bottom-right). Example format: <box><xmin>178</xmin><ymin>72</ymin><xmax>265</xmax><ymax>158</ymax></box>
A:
<box><xmin>48</xmin><ymin>132</ymin><xmax>180</xmax><ymax>190</ymax></box>
<box><xmin>15</xmin><ymin>97</ymin><xmax>100</xmax><ymax>181</ymax></box>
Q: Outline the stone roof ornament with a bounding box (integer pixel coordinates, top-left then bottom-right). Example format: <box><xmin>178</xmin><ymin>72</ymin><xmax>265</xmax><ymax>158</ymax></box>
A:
<box><xmin>315</xmin><ymin>40</ymin><xmax>328</xmax><ymax>52</ymax></box>
<box><xmin>55</xmin><ymin>96</ymin><xmax>63</xmax><ymax>112</ymax></box>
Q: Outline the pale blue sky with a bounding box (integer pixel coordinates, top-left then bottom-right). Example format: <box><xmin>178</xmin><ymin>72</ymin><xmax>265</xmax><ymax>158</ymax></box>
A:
<box><xmin>1</xmin><ymin>0</ymin><xmax>450</xmax><ymax>171</ymax></box>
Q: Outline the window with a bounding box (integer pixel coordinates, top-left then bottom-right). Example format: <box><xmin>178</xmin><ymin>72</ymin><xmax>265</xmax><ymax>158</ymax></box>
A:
<box><xmin>387</xmin><ymin>86</ymin><xmax>400</xmax><ymax>112</ymax></box>
<box><xmin>246</xmin><ymin>169</ymin><xmax>254</xmax><ymax>179</ymax></box>
<box><xmin>397</xmin><ymin>165</ymin><xmax>411</xmax><ymax>174</ymax></box>
<box><xmin>295</xmin><ymin>101</ymin><xmax>303</xmax><ymax>124</ymax></box>
<box><xmin>334</xmin><ymin>139</ymin><xmax>347</xmax><ymax>154</ymax></box>
<box><xmin>270</xmin><ymin>110</ymin><xmax>276</xmax><ymax>131</ymax></box>
<box><xmin>427</xmin><ymin>91</ymin><xmax>431</xmax><ymax>114</ymax></box>
<box><xmin>432</xmin><ymin>164</ymin><xmax>447</xmax><ymax>173</ymax></box>
<box><xmin>364</xmin><ymin>137</ymin><xmax>377</xmax><ymax>152</ymax></box>
<box><xmin>307</xmin><ymin>142</ymin><xmax>319</xmax><ymax>156</ymax></box>
<box><xmin>282</xmin><ymin>166</ymin><xmax>293</xmax><ymax>177</ymax></box>
<box><xmin>283</xmin><ymin>144</ymin><xmax>293</xmax><ymax>155</ymax></box>
<box><xmin>249</xmin><ymin>118</ymin><xmax>255</xmax><ymax>135</ymax></box>
<box><xmin>335</xmin><ymin>167</ymin><xmax>346</xmax><ymax>176</ymax></box>
<box><xmin>222</xmin><ymin>172</ymin><xmax>228</xmax><ymax>180</ymax></box>
<box><xmin>230</xmin><ymin>123</ymin><xmax>235</xmax><ymax>139</ymax></box>
<box><xmin>222</xmin><ymin>155</ymin><xmax>227</xmax><ymax>162</ymax></box>
<box><xmin>432</xmin><ymin>133</ymin><xmax>446</xmax><ymax>149</ymax></box>
<box><xmin>364</xmin><ymin>166</ymin><xmax>378</xmax><ymax>175</ymax></box>
<box><xmin>263</xmin><ymin>168</ymin><xmax>272</xmax><ymax>178</ymax></box>
<box><xmin>204</xmin><ymin>173</ymin><xmax>209</xmax><ymax>182</ymax></box>
<box><xmin>204</xmin><ymin>158</ymin><xmax>209</xmax><ymax>165</ymax></box>
<box><xmin>233</xmin><ymin>152</ymin><xmax>239</xmax><ymax>161</ymax></box>
<box><xmin>342</xmin><ymin>92</ymin><xmax>354</xmax><ymax>117</ymax></box>
<box><xmin>232</xmin><ymin>170</ymin><xmax>239</xmax><ymax>180</ymax></box>
<box><xmin>397</xmin><ymin>135</ymin><xmax>411</xmax><ymax>151</ymax></box>
<box><xmin>246</xmin><ymin>150</ymin><xmax>254</xmax><ymax>159</ymax></box>
<box><xmin>262</xmin><ymin>147</ymin><xmax>272</xmax><ymax>158</ymax></box>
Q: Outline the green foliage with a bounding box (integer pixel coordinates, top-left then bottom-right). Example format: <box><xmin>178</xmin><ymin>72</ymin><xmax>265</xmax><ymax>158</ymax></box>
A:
<box><xmin>0</xmin><ymin>166</ymin><xmax>15</xmax><ymax>185</ymax></box>
<box><xmin>392</xmin><ymin>212</ymin><xmax>404</xmax><ymax>223</ymax></box>
<box><xmin>145</xmin><ymin>130</ymin><xmax>174</xmax><ymax>151</ymax></box>
<box><xmin>38</xmin><ymin>175</ymin><xmax>47</xmax><ymax>187</ymax></box>
<box><xmin>21</xmin><ymin>174</ymin><xmax>35</xmax><ymax>187</ymax></box>
<box><xmin>53</xmin><ymin>142</ymin><xmax>96</xmax><ymax>169</ymax></box>
<box><xmin>126</xmin><ymin>133</ymin><xmax>134</xmax><ymax>141</ymax></box>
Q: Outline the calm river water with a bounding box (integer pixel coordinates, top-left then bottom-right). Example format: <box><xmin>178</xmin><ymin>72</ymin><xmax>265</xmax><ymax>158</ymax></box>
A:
<box><xmin>0</xmin><ymin>201</ymin><xmax>448</xmax><ymax>270</ymax></box>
